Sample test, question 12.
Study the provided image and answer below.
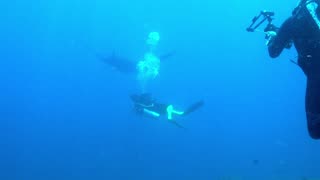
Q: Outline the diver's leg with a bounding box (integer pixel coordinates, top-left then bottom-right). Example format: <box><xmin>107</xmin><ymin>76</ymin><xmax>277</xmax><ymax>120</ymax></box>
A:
<box><xmin>166</xmin><ymin>105</ymin><xmax>174</xmax><ymax>120</ymax></box>
<box><xmin>166</xmin><ymin>105</ymin><xmax>184</xmax><ymax>120</ymax></box>
<box><xmin>172</xmin><ymin>109</ymin><xmax>184</xmax><ymax>115</ymax></box>
<box><xmin>305</xmin><ymin>78</ymin><xmax>320</xmax><ymax>139</ymax></box>
<box><xmin>166</xmin><ymin>101</ymin><xmax>204</xmax><ymax>120</ymax></box>
<box><xmin>165</xmin><ymin>105</ymin><xmax>185</xmax><ymax>128</ymax></box>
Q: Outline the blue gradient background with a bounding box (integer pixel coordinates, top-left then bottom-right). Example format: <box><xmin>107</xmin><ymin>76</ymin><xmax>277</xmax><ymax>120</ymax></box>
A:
<box><xmin>1</xmin><ymin>0</ymin><xmax>320</xmax><ymax>179</ymax></box>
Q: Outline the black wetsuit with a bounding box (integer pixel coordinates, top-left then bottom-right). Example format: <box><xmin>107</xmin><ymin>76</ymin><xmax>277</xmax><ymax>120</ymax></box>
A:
<box><xmin>130</xmin><ymin>94</ymin><xmax>168</xmax><ymax>117</ymax></box>
<box><xmin>268</xmin><ymin>3</ymin><xmax>320</xmax><ymax>139</ymax></box>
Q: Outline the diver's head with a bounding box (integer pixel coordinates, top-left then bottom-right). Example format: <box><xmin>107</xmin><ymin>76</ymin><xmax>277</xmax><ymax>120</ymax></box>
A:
<box><xmin>146</xmin><ymin>31</ymin><xmax>160</xmax><ymax>46</ymax></box>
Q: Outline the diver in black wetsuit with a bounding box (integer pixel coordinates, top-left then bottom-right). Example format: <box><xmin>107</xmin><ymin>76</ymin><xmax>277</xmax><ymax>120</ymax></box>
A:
<box><xmin>130</xmin><ymin>93</ymin><xmax>204</xmax><ymax>122</ymax></box>
<box><xmin>266</xmin><ymin>0</ymin><xmax>320</xmax><ymax>139</ymax></box>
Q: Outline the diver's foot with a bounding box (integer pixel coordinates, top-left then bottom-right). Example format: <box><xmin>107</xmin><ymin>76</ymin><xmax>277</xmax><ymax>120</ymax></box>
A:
<box><xmin>184</xmin><ymin>100</ymin><xmax>204</xmax><ymax>116</ymax></box>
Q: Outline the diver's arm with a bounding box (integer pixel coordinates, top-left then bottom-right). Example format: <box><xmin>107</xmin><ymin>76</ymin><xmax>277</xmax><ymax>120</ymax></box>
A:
<box><xmin>143</xmin><ymin>108</ymin><xmax>160</xmax><ymax>118</ymax></box>
<box><xmin>268</xmin><ymin>17</ymin><xmax>294</xmax><ymax>58</ymax></box>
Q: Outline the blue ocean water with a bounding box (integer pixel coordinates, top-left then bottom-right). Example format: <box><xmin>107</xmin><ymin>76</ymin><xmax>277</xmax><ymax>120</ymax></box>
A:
<box><xmin>1</xmin><ymin>0</ymin><xmax>320</xmax><ymax>179</ymax></box>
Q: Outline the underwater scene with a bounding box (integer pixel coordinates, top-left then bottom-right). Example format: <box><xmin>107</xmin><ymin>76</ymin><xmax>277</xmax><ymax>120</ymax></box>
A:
<box><xmin>1</xmin><ymin>0</ymin><xmax>320</xmax><ymax>179</ymax></box>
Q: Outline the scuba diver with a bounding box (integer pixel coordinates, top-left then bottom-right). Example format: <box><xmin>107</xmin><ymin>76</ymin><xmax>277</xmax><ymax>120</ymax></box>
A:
<box><xmin>130</xmin><ymin>93</ymin><xmax>204</xmax><ymax>127</ymax></box>
<box><xmin>263</xmin><ymin>0</ymin><xmax>320</xmax><ymax>139</ymax></box>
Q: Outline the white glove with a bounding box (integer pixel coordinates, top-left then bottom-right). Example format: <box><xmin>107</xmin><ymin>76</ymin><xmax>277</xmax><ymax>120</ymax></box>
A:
<box><xmin>265</xmin><ymin>31</ymin><xmax>277</xmax><ymax>37</ymax></box>
<box><xmin>265</xmin><ymin>31</ymin><xmax>277</xmax><ymax>46</ymax></box>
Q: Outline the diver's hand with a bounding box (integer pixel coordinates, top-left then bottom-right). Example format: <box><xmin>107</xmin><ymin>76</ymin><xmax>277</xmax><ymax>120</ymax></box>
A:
<box><xmin>265</xmin><ymin>31</ymin><xmax>277</xmax><ymax>46</ymax></box>
<box><xmin>265</xmin><ymin>31</ymin><xmax>277</xmax><ymax>37</ymax></box>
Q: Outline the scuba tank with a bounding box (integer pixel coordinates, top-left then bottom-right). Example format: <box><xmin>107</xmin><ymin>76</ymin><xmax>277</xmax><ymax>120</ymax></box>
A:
<box><xmin>293</xmin><ymin>0</ymin><xmax>320</xmax><ymax>29</ymax></box>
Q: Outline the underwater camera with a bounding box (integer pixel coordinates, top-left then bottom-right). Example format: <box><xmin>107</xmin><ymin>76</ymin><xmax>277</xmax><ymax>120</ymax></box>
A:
<box><xmin>246</xmin><ymin>10</ymin><xmax>293</xmax><ymax>49</ymax></box>
<box><xmin>246</xmin><ymin>10</ymin><xmax>279</xmax><ymax>39</ymax></box>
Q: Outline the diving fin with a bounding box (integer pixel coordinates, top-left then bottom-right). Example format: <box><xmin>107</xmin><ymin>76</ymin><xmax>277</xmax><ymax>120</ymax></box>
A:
<box><xmin>184</xmin><ymin>100</ymin><xmax>204</xmax><ymax>116</ymax></box>
<box><xmin>169</xmin><ymin>120</ymin><xmax>185</xmax><ymax>129</ymax></box>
